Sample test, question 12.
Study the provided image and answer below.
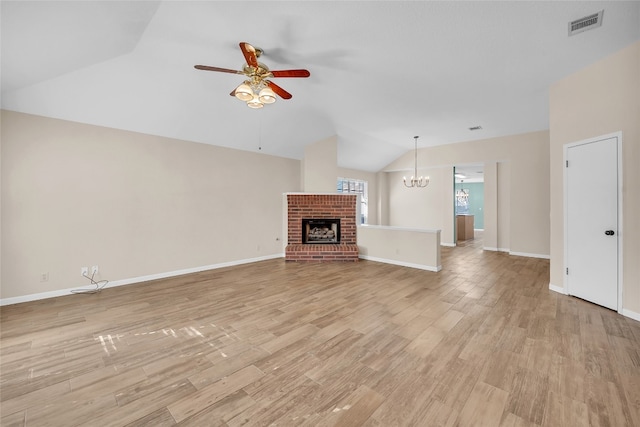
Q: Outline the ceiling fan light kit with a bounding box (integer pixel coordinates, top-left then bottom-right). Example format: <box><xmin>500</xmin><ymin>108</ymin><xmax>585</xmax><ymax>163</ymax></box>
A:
<box><xmin>247</xmin><ymin>96</ymin><xmax>264</xmax><ymax>109</ymax></box>
<box><xmin>196</xmin><ymin>42</ymin><xmax>310</xmax><ymax>109</ymax></box>
<box><xmin>235</xmin><ymin>79</ymin><xmax>276</xmax><ymax>107</ymax></box>
<box><xmin>258</xmin><ymin>87</ymin><xmax>276</xmax><ymax>104</ymax></box>
<box><xmin>234</xmin><ymin>83</ymin><xmax>254</xmax><ymax>102</ymax></box>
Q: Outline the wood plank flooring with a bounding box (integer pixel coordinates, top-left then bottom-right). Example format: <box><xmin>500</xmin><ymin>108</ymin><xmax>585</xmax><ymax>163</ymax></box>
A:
<box><xmin>2</xmin><ymin>237</ymin><xmax>640</xmax><ymax>426</ymax></box>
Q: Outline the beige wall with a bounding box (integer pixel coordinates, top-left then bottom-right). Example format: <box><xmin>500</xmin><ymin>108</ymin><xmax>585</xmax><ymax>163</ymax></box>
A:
<box><xmin>483</xmin><ymin>161</ymin><xmax>499</xmax><ymax>250</ymax></box>
<box><xmin>377</xmin><ymin>172</ymin><xmax>390</xmax><ymax>226</ymax></box>
<box><xmin>0</xmin><ymin>113</ymin><xmax>2</xmax><ymax>294</ymax></box>
<box><xmin>1</xmin><ymin>110</ymin><xmax>301</xmax><ymax>301</ymax></box>
<box><xmin>303</xmin><ymin>135</ymin><xmax>338</xmax><ymax>193</ymax></box>
<box><xmin>549</xmin><ymin>41</ymin><xmax>640</xmax><ymax>314</ymax></box>
<box><xmin>382</xmin><ymin>131</ymin><xmax>550</xmax><ymax>256</ymax></box>
<box><xmin>480</xmin><ymin>160</ymin><xmax>511</xmax><ymax>253</ymax></box>
<box><xmin>497</xmin><ymin>162</ymin><xmax>511</xmax><ymax>252</ymax></box>
<box><xmin>358</xmin><ymin>225</ymin><xmax>441</xmax><ymax>271</ymax></box>
<box><xmin>386</xmin><ymin>166</ymin><xmax>456</xmax><ymax>245</ymax></box>
<box><xmin>337</xmin><ymin>167</ymin><xmax>379</xmax><ymax>225</ymax></box>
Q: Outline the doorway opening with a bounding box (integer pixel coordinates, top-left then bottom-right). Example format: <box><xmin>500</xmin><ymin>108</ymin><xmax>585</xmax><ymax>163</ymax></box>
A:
<box><xmin>454</xmin><ymin>165</ymin><xmax>484</xmax><ymax>245</ymax></box>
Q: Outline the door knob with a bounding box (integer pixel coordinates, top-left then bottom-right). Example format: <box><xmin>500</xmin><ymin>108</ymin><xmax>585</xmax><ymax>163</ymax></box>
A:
<box><xmin>605</xmin><ymin>230</ymin><xmax>615</xmax><ymax>236</ymax></box>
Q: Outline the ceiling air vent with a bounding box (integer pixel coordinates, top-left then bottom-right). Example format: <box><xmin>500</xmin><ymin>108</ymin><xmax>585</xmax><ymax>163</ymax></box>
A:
<box><xmin>569</xmin><ymin>10</ymin><xmax>604</xmax><ymax>36</ymax></box>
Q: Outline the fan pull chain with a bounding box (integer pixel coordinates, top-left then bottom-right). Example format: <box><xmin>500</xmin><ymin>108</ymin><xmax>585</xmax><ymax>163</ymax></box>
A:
<box><xmin>258</xmin><ymin>110</ymin><xmax>262</xmax><ymax>151</ymax></box>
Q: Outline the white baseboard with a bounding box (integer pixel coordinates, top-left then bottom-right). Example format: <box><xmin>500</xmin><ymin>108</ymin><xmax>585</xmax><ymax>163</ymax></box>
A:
<box><xmin>621</xmin><ymin>309</ymin><xmax>640</xmax><ymax>322</ymax></box>
<box><xmin>359</xmin><ymin>255</ymin><xmax>441</xmax><ymax>272</ymax></box>
<box><xmin>549</xmin><ymin>283</ymin><xmax>567</xmax><ymax>294</ymax></box>
<box><xmin>509</xmin><ymin>251</ymin><xmax>550</xmax><ymax>259</ymax></box>
<box><xmin>4</xmin><ymin>254</ymin><xmax>638</xmax><ymax>323</ymax></box>
<box><xmin>441</xmin><ymin>242</ymin><xmax>456</xmax><ymax>247</ymax></box>
<box><xmin>483</xmin><ymin>247</ymin><xmax>550</xmax><ymax>260</ymax></box>
<box><xmin>0</xmin><ymin>254</ymin><xmax>284</xmax><ymax>306</ymax></box>
<box><xmin>483</xmin><ymin>247</ymin><xmax>510</xmax><ymax>253</ymax></box>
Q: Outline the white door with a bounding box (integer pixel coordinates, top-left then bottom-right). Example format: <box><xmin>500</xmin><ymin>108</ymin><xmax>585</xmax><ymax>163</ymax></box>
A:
<box><xmin>565</xmin><ymin>135</ymin><xmax>619</xmax><ymax>310</ymax></box>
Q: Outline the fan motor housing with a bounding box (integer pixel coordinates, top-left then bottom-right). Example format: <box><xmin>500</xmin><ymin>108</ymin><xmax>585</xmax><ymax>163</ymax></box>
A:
<box><xmin>243</xmin><ymin>63</ymin><xmax>271</xmax><ymax>78</ymax></box>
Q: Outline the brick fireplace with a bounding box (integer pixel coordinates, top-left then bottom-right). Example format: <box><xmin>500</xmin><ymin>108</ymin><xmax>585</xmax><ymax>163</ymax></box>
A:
<box><xmin>285</xmin><ymin>194</ymin><xmax>359</xmax><ymax>262</ymax></box>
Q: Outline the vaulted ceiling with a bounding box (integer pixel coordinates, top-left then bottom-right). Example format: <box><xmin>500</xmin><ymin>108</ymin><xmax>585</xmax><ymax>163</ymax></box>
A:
<box><xmin>2</xmin><ymin>1</ymin><xmax>638</xmax><ymax>171</ymax></box>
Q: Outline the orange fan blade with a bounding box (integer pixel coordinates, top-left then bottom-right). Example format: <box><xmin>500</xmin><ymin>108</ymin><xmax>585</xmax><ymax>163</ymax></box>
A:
<box><xmin>270</xmin><ymin>69</ymin><xmax>310</xmax><ymax>78</ymax></box>
<box><xmin>194</xmin><ymin>65</ymin><xmax>243</xmax><ymax>75</ymax></box>
<box><xmin>266</xmin><ymin>81</ymin><xmax>292</xmax><ymax>99</ymax></box>
<box><xmin>239</xmin><ymin>42</ymin><xmax>259</xmax><ymax>68</ymax></box>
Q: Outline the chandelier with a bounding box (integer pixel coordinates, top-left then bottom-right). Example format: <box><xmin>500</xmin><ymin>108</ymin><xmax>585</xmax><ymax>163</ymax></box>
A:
<box><xmin>456</xmin><ymin>189</ymin><xmax>469</xmax><ymax>202</ymax></box>
<box><xmin>403</xmin><ymin>136</ymin><xmax>430</xmax><ymax>188</ymax></box>
<box><xmin>233</xmin><ymin>76</ymin><xmax>277</xmax><ymax>109</ymax></box>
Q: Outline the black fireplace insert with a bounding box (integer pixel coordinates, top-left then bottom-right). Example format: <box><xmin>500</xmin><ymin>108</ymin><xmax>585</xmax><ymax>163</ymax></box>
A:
<box><xmin>302</xmin><ymin>218</ymin><xmax>340</xmax><ymax>244</ymax></box>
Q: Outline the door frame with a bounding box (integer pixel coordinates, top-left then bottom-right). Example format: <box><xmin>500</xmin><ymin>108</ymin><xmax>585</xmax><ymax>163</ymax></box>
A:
<box><xmin>563</xmin><ymin>131</ymin><xmax>623</xmax><ymax>313</ymax></box>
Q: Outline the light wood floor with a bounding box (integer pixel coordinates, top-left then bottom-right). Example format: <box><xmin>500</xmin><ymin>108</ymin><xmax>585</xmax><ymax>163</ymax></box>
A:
<box><xmin>2</xmin><ymin>238</ymin><xmax>640</xmax><ymax>426</ymax></box>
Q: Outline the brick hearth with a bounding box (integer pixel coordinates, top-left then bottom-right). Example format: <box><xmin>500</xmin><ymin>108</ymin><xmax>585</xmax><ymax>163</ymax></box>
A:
<box><xmin>285</xmin><ymin>194</ymin><xmax>359</xmax><ymax>262</ymax></box>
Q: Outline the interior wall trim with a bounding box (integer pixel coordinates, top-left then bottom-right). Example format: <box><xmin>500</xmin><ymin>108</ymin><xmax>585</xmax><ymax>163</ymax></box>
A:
<box><xmin>551</xmin><ymin>283</ymin><xmax>640</xmax><ymax>322</ymax></box>
<box><xmin>0</xmin><ymin>254</ymin><xmax>283</xmax><ymax>307</ymax></box>
<box><xmin>549</xmin><ymin>283</ymin><xmax>567</xmax><ymax>294</ymax></box>
<box><xmin>509</xmin><ymin>251</ymin><xmax>551</xmax><ymax>259</ymax></box>
<box><xmin>483</xmin><ymin>246</ymin><xmax>510</xmax><ymax>252</ymax></box>
<box><xmin>358</xmin><ymin>255</ymin><xmax>442</xmax><ymax>272</ymax></box>
<box><xmin>621</xmin><ymin>309</ymin><xmax>640</xmax><ymax>322</ymax></box>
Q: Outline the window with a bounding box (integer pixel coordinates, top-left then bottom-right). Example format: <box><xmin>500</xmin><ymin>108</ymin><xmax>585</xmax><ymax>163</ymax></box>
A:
<box><xmin>337</xmin><ymin>178</ymin><xmax>368</xmax><ymax>224</ymax></box>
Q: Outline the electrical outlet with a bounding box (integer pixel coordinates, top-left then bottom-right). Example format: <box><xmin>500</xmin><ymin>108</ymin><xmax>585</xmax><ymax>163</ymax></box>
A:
<box><xmin>91</xmin><ymin>265</ymin><xmax>99</xmax><ymax>275</ymax></box>
<box><xmin>40</xmin><ymin>272</ymin><xmax>49</xmax><ymax>282</ymax></box>
<box><xmin>81</xmin><ymin>267</ymin><xmax>89</xmax><ymax>276</ymax></box>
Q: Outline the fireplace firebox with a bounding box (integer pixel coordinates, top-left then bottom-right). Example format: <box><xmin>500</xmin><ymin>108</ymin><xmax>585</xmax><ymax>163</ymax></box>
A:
<box><xmin>302</xmin><ymin>219</ymin><xmax>340</xmax><ymax>244</ymax></box>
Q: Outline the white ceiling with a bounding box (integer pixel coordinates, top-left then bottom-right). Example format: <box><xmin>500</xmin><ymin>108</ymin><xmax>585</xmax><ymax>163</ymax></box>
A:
<box><xmin>2</xmin><ymin>1</ymin><xmax>639</xmax><ymax>172</ymax></box>
<box><xmin>455</xmin><ymin>164</ymin><xmax>484</xmax><ymax>183</ymax></box>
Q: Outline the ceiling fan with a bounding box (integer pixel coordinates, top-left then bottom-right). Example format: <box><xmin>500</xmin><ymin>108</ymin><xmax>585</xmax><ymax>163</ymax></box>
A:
<box><xmin>194</xmin><ymin>42</ymin><xmax>311</xmax><ymax>109</ymax></box>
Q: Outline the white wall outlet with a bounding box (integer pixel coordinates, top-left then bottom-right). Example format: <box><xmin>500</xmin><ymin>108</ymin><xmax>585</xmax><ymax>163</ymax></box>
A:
<box><xmin>91</xmin><ymin>265</ymin><xmax>99</xmax><ymax>274</ymax></box>
<box><xmin>81</xmin><ymin>267</ymin><xmax>89</xmax><ymax>276</ymax></box>
<box><xmin>40</xmin><ymin>272</ymin><xmax>49</xmax><ymax>282</ymax></box>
